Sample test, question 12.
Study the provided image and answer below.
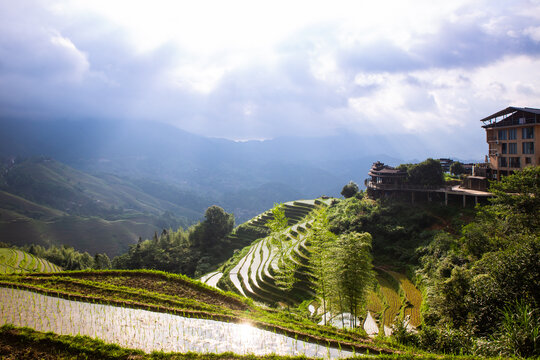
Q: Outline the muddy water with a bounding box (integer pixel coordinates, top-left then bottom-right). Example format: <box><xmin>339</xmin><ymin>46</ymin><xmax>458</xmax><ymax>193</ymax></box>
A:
<box><xmin>0</xmin><ymin>288</ymin><xmax>357</xmax><ymax>358</ymax></box>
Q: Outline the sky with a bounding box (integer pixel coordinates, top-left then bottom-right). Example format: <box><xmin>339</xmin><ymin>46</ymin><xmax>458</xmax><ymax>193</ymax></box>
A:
<box><xmin>1</xmin><ymin>0</ymin><xmax>540</xmax><ymax>159</ymax></box>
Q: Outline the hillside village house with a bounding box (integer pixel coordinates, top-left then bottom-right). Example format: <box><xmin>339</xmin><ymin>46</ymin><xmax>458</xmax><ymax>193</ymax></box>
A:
<box><xmin>481</xmin><ymin>106</ymin><xmax>540</xmax><ymax>180</ymax></box>
<box><xmin>365</xmin><ymin>106</ymin><xmax>540</xmax><ymax>205</ymax></box>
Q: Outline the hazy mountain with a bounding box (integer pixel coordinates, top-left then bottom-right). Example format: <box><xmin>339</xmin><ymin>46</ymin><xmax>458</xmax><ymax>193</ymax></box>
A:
<box><xmin>0</xmin><ymin>118</ymin><xmax>406</xmax><ymax>193</ymax></box>
<box><xmin>0</xmin><ymin>118</ymin><xmax>409</xmax><ymax>254</ymax></box>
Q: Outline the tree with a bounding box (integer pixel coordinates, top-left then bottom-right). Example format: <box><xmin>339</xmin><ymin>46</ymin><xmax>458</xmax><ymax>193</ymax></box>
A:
<box><xmin>307</xmin><ymin>207</ymin><xmax>338</xmax><ymax>324</ymax></box>
<box><xmin>341</xmin><ymin>181</ymin><xmax>359</xmax><ymax>198</ymax></box>
<box><xmin>450</xmin><ymin>161</ymin><xmax>466</xmax><ymax>176</ymax></box>
<box><xmin>266</xmin><ymin>203</ymin><xmax>297</xmax><ymax>292</ymax></box>
<box><xmin>94</xmin><ymin>253</ymin><xmax>112</xmax><ymax>269</ymax></box>
<box><xmin>266</xmin><ymin>203</ymin><xmax>289</xmax><ymax>250</ymax></box>
<box><xmin>401</xmin><ymin>158</ymin><xmax>444</xmax><ymax>186</ymax></box>
<box><xmin>333</xmin><ymin>232</ymin><xmax>374</xmax><ymax>327</ymax></box>
<box><xmin>192</xmin><ymin>205</ymin><xmax>235</xmax><ymax>248</ymax></box>
<box><xmin>488</xmin><ymin>165</ymin><xmax>540</xmax><ymax>231</ymax></box>
<box><xmin>203</xmin><ymin>205</ymin><xmax>235</xmax><ymax>243</ymax></box>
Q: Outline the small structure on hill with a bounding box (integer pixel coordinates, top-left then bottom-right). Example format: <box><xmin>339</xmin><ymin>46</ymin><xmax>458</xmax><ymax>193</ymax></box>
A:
<box><xmin>366</xmin><ymin>160</ymin><xmax>492</xmax><ymax>207</ymax></box>
<box><xmin>367</xmin><ymin>161</ymin><xmax>407</xmax><ymax>187</ymax></box>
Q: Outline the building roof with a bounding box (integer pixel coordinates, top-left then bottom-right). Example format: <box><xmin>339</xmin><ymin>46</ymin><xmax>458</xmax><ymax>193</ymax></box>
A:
<box><xmin>480</xmin><ymin>106</ymin><xmax>540</xmax><ymax>123</ymax></box>
<box><xmin>368</xmin><ymin>161</ymin><xmax>407</xmax><ymax>177</ymax></box>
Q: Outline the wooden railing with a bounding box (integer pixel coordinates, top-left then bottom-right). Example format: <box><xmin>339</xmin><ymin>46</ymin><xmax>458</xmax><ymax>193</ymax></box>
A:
<box><xmin>365</xmin><ymin>180</ymin><xmax>449</xmax><ymax>191</ymax></box>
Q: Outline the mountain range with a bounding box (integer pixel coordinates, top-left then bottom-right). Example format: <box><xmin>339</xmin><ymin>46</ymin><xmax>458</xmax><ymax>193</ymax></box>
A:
<box><xmin>0</xmin><ymin>118</ymin><xmax>408</xmax><ymax>255</ymax></box>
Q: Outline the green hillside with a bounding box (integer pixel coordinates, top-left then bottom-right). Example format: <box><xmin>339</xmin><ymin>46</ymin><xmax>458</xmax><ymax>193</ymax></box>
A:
<box><xmin>0</xmin><ymin>248</ymin><xmax>62</xmax><ymax>274</ymax></box>
<box><xmin>0</xmin><ymin>157</ymin><xmax>210</xmax><ymax>256</ymax></box>
<box><xmin>1</xmin><ymin>157</ymin><xmax>203</xmax><ymax>220</ymax></box>
<box><xmin>203</xmin><ymin>198</ymin><xmax>423</xmax><ymax>335</ymax></box>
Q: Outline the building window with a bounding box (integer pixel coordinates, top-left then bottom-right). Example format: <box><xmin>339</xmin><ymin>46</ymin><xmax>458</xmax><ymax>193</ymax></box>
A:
<box><xmin>508</xmin><ymin>143</ymin><xmax>517</xmax><ymax>154</ymax></box>
<box><xmin>522</xmin><ymin>127</ymin><xmax>534</xmax><ymax>139</ymax></box>
<box><xmin>498</xmin><ymin>129</ymin><xmax>507</xmax><ymax>140</ymax></box>
<box><xmin>523</xmin><ymin>142</ymin><xmax>534</xmax><ymax>154</ymax></box>
<box><xmin>525</xmin><ymin>157</ymin><xmax>532</xmax><ymax>164</ymax></box>
<box><xmin>501</xmin><ymin>143</ymin><xmax>507</xmax><ymax>154</ymax></box>
<box><xmin>509</xmin><ymin>157</ymin><xmax>521</xmax><ymax>168</ymax></box>
<box><xmin>508</xmin><ymin>128</ymin><xmax>517</xmax><ymax>140</ymax></box>
<box><xmin>499</xmin><ymin>157</ymin><xmax>507</xmax><ymax>167</ymax></box>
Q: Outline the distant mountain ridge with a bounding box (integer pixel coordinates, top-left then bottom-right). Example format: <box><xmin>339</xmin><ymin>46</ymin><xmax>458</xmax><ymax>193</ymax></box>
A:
<box><xmin>0</xmin><ymin>118</ymin><xmax>404</xmax><ymax>197</ymax></box>
<box><xmin>0</xmin><ymin>118</ymin><xmax>404</xmax><ymax>256</ymax></box>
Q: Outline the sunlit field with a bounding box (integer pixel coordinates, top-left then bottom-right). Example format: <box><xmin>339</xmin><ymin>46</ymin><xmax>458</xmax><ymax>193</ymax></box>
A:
<box><xmin>0</xmin><ymin>287</ymin><xmax>355</xmax><ymax>358</ymax></box>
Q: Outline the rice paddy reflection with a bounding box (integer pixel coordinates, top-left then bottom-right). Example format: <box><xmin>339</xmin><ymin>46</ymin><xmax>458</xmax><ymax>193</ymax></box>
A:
<box><xmin>0</xmin><ymin>288</ymin><xmax>357</xmax><ymax>358</ymax></box>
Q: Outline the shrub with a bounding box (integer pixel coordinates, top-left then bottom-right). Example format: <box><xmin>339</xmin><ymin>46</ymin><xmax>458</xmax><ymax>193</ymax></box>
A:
<box><xmin>493</xmin><ymin>300</ymin><xmax>540</xmax><ymax>358</ymax></box>
<box><xmin>341</xmin><ymin>181</ymin><xmax>359</xmax><ymax>198</ymax></box>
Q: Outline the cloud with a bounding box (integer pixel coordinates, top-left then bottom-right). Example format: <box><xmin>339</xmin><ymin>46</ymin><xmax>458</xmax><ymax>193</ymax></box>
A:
<box><xmin>0</xmin><ymin>0</ymin><xmax>539</xmax><ymax>160</ymax></box>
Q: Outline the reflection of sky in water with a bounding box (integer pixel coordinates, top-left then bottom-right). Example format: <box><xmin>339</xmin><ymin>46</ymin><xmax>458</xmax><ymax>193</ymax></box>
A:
<box><xmin>0</xmin><ymin>288</ymin><xmax>357</xmax><ymax>358</ymax></box>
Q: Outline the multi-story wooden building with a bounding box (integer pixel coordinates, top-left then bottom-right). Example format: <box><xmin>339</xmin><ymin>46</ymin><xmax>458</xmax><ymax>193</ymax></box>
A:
<box><xmin>481</xmin><ymin>106</ymin><xmax>540</xmax><ymax>180</ymax></box>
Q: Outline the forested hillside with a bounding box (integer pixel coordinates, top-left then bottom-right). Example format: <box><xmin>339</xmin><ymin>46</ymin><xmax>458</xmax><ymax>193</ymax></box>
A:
<box><xmin>0</xmin><ymin>157</ymin><xmax>202</xmax><ymax>256</ymax></box>
<box><xmin>198</xmin><ymin>166</ymin><xmax>539</xmax><ymax>358</ymax></box>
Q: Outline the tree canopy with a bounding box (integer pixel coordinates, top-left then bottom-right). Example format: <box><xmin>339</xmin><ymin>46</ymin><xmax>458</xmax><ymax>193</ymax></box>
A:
<box><xmin>341</xmin><ymin>181</ymin><xmax>359</xmax><ymax>198</ymax></box>
<box><xmin>113</xmin><ymin>205</ymin><xmax>235</xmax><ymax>277</ymax></box>
<box><xmin>449</xmin><ymin>161</ymin><xmax>466</xmax><ymax>176</ymax></box>
<box><xmin>398</xmin><ymin>158</ymin><xmax>444</xmax><ymax>186</ymax></box>
<box><xmin>416</xmin><ymin>166</ymin><xmax>540</xmax><ymax>357</ymax></box>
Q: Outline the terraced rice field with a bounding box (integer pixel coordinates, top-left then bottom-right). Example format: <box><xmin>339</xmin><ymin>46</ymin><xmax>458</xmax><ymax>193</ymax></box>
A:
<box><xmin>0</xmin><ymin>248</ymin><xmax>62</xmax><ymax>274</ymax></box>
<box><xmin>376</xmin><ymin>274</ymin><xmax>402</xmax><ymax>328</ymax></box>
<box><xmin>203</xmin><ymin>198</ymin><xmax>423</xmax><ymax>335</ymax></box>
<box><xmin>209</xmin><ymin>199</ymin><xmax>324</xmax><ymax>302</ymax></box>
<box><xmin>386</xmin><ymin>271</ymin><xmax>422</xmax><ymax>327</ymax></box>
<box><xmin>366</xmin><ymin>290</ymin><xmax>384</xmax><ymax>315</ymax></box>
<box><xmin>0</xmin><ymin>287</ymin><xmax>354</xmax><ymax>358</ymax></box>
<box><xmin>199</xmin><ymin>271</ymin><xmax>223</xmax><ymax>288</ymax></box>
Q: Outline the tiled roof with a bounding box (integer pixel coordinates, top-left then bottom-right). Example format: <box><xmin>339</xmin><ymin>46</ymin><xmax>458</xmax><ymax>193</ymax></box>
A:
<box><xmin>480</xmin><ymin>106</ymin><xmax>540</xmax><ymax>122</ymax></box>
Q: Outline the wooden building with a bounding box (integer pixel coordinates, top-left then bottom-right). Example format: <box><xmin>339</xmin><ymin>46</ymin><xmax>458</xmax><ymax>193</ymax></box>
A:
<box><xmin>481</xmin><ymin>106</ymin><xmax>540</xmax><ymax>180</ymax></box>
<box><xmin>367</xmin><ymin>161</ymin><xmax>407</xmax><ymax>187</ymax></box>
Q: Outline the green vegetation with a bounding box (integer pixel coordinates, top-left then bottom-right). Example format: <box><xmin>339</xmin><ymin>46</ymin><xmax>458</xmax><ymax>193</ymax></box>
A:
<box><xmin>113</xmin><ymin>206</ymin><xmax>235</xmax><ymax>277</ymax></box>
<box><xmin>1</xmin><ymin>243</ymin><xmax>111</xmax><ymax>271</ymax></box>
<box><xmin>450</xmin><ymin>161</ymin><xmax>467</xmax><ymax>176</ymax></box>
<box><xmin>340</xmin><ymin>181</ymin><xmax>359</xmax><ymax>198</ymax></box>
<box><xmin>397</xmin><ymin>158</ymin><xmax>445</xmax><ymax>187</ymax></box>
<box><xmin>0</xmin><ymin>270</ymin><xmax>395</xmax><ymax>355</ymax></box>
<box><xmin>205</xmin><ymin>198</ymin><xmax>423</xmax><ymax>340</ymax></box>
<box><xmin>307</xmin><ymin>207</ymin><xmax>374</xmax><ymax>327</ymax></box>
<box><xmin>214</xmin><ymin>200</ymin><xmax>323</xmax><ymax>301</ymax></box>
<box><xmin>1</xmin><ymin>164</ymin><xmax>537</xmax><ymax>358</ymax></box>
<box><xmin>0</xmin><ymin>247</ymin><xmax>62</xmax><ymax>274</ymax></box>
<box><xmin>411</xmin><ymin>166</ymin><xmax>540</xmax><ymax>357</ymax></box>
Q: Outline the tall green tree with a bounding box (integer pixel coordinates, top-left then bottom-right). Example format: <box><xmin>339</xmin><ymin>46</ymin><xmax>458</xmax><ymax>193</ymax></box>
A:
<box><xmin>333</xmin><ymin>231</ymin><xmax>374</xmax><ymax>327</ymax></box>
<box><xmin>266</xmin><ymin>203</ymin><xmax>289</xmax><ymax>249</ymax></box>
<box><xmin>266</xmin><ymin>203</ymin><xmax>298</xmax><ymax>292</ymax></box>
<box><xmin>201</xmin><ymin>205</ymin><xmax>235</xmax><ymax>246</ymax></box>
<box><xmin>307</xmin><ymin>207</ymin><xmax>337</xmax><ymax>325</ymax></box>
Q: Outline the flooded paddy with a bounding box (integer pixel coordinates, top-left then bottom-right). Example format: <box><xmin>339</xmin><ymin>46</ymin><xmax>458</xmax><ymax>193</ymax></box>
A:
<box><xmin>0</xmin><ymin>287</ymin><xmax>356</xmax><ymax>358</ymax></box>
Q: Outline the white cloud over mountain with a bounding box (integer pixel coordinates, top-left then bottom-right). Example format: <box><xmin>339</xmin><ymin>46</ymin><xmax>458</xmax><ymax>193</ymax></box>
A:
<box><xmin>0</xmin><ymin>0</ymin><xmax>539</xmax><ymax>159</ymax></box>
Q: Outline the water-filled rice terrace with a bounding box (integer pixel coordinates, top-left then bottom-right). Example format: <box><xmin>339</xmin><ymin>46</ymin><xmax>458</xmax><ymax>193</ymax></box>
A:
<box><xmin>0</xmin><ymin>269</ymin><xmax>393</xmax><ymax>357</ymax></box>
<box><xmin>0</xmin><ymin>198</ymin><xmax>422</xmax><ymax>357</ymax></box>
<box><xmin>202</xmin><ymin>198</ymin><xmax>423</xmax><ymax>336</ymax></box>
